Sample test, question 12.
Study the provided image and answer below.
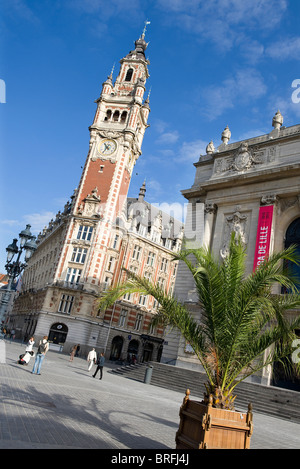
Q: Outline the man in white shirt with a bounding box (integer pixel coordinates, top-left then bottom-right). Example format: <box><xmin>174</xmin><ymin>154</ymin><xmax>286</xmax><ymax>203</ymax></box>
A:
<box><xmin>87</xmin><ymin>348</ymin><xmax>97</xmax><ymax>371</ymax></box>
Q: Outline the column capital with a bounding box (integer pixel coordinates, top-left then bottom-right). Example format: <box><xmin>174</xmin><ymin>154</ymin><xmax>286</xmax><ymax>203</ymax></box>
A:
<box><xmin>260</xmin><ymin>194</ymin><xmax>278</xmax><ymax>206</ymax></box>
<box><xmin>204</xmin><ymin>203</ymin><xmax>217</xmax><ymax>214</ymax></box>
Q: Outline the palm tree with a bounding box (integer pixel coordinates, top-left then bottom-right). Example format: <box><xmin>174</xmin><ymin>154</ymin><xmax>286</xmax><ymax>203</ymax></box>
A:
<box><xmin>98</xmin><ymin>234</ymin><xmax>300</xmax><ymax>410</ymax></box>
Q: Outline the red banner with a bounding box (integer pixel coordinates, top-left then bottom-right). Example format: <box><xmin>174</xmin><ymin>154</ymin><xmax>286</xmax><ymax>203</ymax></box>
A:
<box><xmin>253</xmin><ymin>205</ymin><xmax>274</xmax><ymax>271</ymax></box>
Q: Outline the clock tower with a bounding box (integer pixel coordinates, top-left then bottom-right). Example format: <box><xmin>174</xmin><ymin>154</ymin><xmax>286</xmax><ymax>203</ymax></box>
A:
<box><xmin>56</xmin><ymin>28</ymin><xmax>151</xmax><ymax>290</ymax></box>
<box><xmin>76</xmin><ymin>29</ymin><xmax>151</xmax><ymax>217</ymax></box>
<box><xmin>10</xmin><ymin>24</ymin><xmax>184</xmax><ymax>361</ymax></box>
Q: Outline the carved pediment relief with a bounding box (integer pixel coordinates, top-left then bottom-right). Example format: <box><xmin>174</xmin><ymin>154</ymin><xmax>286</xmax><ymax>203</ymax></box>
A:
<box><xmin>278</xmin><ymin>195</ymin><xmax>300</xmax><ymax>214</ymax></box>
<box><xmin>99</xmin><ymin>131</ymin><xmax>123</xmax><ymax>139</ymax></box>
<box><xmin>213</xmin><ymin>143</ymin><xmax>277</xmax><ymax>176</ymax></box>
<box><xmin>77</xmin><ymin>187</ymin><xmax>102</xmax><ymax>218</ymax></box>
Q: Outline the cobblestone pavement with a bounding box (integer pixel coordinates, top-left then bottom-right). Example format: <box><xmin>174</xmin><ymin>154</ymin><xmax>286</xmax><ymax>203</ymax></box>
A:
<box><xmin>0</xmin><ymin>340</ymin><xmax>299</xmax><ymax>450</ymax></box>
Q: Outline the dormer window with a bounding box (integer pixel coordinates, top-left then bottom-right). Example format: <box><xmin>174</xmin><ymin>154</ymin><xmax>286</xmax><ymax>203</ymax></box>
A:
<box><xmin>125</xmin><ymin>68</ymin><xmax>133</xmax><ymax>82</ymax></box>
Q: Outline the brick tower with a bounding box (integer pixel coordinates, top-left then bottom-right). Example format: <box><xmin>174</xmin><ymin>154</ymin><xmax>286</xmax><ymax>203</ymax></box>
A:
<box><xmin>11</xmin><ymin>28</ymin><xmax>153</xmax><ymax>351</ymax></box>
<box><xmin>56</xmin><ymin>28</ymin><xmax>151</xmax><ymax>291</ymax></box>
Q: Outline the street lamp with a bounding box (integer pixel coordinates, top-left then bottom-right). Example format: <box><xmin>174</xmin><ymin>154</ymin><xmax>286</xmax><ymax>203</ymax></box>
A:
<box><xmin>0</xmin><ymin>224</ymin><xmax>37</xmax><ymax>330</ymax></box>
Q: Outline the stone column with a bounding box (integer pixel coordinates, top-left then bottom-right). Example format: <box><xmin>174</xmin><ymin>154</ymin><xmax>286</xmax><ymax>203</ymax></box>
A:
<box><xmin>203</xmin><ymin>203</ymin><xmax>217</xmax><ymax>250</ymax></box>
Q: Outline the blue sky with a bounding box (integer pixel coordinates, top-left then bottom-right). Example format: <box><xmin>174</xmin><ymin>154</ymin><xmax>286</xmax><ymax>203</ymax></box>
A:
<box><xmin>0</xmin><ymin>0</ymin><xmax>300</xmax><ymax>272</ymax></box>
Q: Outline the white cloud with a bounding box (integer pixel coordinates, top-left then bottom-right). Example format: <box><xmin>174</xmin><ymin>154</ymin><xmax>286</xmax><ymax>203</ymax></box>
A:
<box><xmin>177</xmin><ymin>139</ymin><xmax>208</xmax><ymax>162</ymax></box>
<box><xmin>0</xmin><ymin>0</ymin><xmax>40</xmax><ymax>23</ymax></box>
<box><xmin>237</xmin><ymin>129</ymin><xmax>269</xmax><ymax>141</ymax></box>
<box><xmin>266</xmin><ymin>37</ymin><xmax>300</xmax><ymax>60</ymax></box>
<box><xmin>23</xmin><ymin>211</ymin><xmax>56</xmax><ymax>234</ymax></box>
<box><xmin>1</xmin><ymin>219</ymin><xmax>19</xmax><ymax>227</ymax></box>
<box><xmin>156</xmin><ymin>131</ymin><xmax>179</xmax><ymax>145</ymax></box>
<box><xmin>152</xmin><ymin>119</ymin><xmax>171</xmax><ymax>134</ymax></box>
<box><xmin>146</xmin><ymin>179</ymin><xmax>162</xmax><ymax>197</ymax></box>
<box><xmin>200</xmin><ymin>68</ymin><xmax>267</xmax><ymax>120</ymax></box>
<box><xmin>267</xmin><ymin>93</ymin><xmax>300</xmax><ymax>123</ymax></box>
<box><xmin>152</xmin><ymin>118</ymin><xmax>180</xmax><ymax>146</ymax></box>
<box><xmin>156</xmin><ymin>0</ymin><xmax>287</xmax><ymax>52</ymax></box>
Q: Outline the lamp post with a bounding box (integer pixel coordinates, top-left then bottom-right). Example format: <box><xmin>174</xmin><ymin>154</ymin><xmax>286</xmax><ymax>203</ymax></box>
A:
<box><xmin>0</xmin><ymin>224</ymin><xmax>37</xmax><ymax>331</ymax></box>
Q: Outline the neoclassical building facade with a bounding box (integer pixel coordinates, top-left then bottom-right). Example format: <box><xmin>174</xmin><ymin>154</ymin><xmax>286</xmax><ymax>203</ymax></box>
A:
<box><xmin>162</xmin><ymin>111</ymin><xmax>300</xmax><ymax>386</ymax></box>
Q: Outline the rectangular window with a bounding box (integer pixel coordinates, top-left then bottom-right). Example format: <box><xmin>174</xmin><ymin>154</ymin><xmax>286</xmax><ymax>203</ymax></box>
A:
<box><xmin>139</xmin><ymin>294</ymin><xmax>147</xmax><ymax>306</ymax></box>
<box><xmin>134</xmin><ymin>313</ymin><xmax>143</xmax><ymax>331</ymax></box>
<box><xmin>160</xmin><ymin>258</ymin><xmax>168</xmax><ymax>272</ymax></box>
<box><xmin>138</xmin><ymin>225</ymin><xmax>146</xmax><ymax>237</ymax></box>
<box><xmin>66</xmin><ymin>268</ymin><xmax>82</xmax><ymax>284</ymax></box>
<box><xmin>147</xmin><ymin>251</ymin><xmax>155</xmax><ymax>266</ymax></box>
<box><xmin>104</xmin><ymin>276</ymin><xmax>111</xmax><ymax>290</ymax></box>
<box><xmin>152</xmin><ymin>231</ymin><xmax>159</xmax><ymax>243</ymax></box>
<box><xmin>58</xmin><ymin>294</ymin><xmax>74</xmax><ymax>314</ymax></box>
<box><xmin>144</xmin><ymin>271</ymin><xmax>152</xmax><ymax>281</ymax></box>
<box><xmin>107</xmin><ymin>256</ymin><xmax>115</xmax><ymax>272</ymax></box>
<box><xmin>77</xmin><ymin>225</ymin><xmax>93</xmax><ymax>241</ymax></box>
<box><xmin>132</xmin><ymin>245</ymin><xmax>142</xmax><ymax>260</ymax></box>
<box><xmin>157</xmin><ymin>277</ymin><xmax>165</xmax><ymax>291</ymax></box>
<box><xmin>118</xmin><ymin>308</ymin><xmax>127</xmax><ymax>327</ymax></box>
<box><xmin>112</xmin><ymin>234</ymin><xmax>119</xmax><ymax>249</ymax></box>
<box><xmin>149</xmin><ymin>322</ymin><xmax>156</xmax><ymax>335</ymax></box>
<box><xmin>71</xmin><ymin>247</ymin><xmax>88</xmax><ymax>264</ymax></box>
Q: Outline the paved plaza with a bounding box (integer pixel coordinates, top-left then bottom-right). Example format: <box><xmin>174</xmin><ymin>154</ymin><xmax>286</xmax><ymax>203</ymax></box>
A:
<box><xmin>0</xmin><ymin>340</ymin><xmax>299</xmax><ymax>451</ymax></box>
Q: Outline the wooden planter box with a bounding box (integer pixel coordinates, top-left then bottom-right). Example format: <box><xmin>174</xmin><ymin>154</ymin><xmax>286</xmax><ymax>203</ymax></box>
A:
<box><xmin>176</xmin><ymin>390</ymin><xmax>253</xmax><ymax>449</ymax></box>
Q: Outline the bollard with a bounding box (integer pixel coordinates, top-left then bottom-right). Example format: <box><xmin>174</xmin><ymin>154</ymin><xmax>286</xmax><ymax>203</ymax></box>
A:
<box><xmin>144</xmin><ymin>365</ymin><xmax>153</xmax><ymax>384</ymax></box>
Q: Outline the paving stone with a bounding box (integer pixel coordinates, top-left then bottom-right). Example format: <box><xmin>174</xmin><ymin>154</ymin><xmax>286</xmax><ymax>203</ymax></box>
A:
<box><xmin>0</xmin><ymin>340</ymin><xmax>299</xmax><ymax>450</ymax></box>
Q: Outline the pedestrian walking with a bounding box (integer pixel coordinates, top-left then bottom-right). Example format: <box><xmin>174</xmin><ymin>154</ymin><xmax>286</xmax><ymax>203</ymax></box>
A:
<box><xmin>69</xmin><ymin>344</ymin><xmax>77</xmax><ymax>362</ymax></box>
<box><xmin>31</xmin><ymin>336</ymin><xmax>49</xmax><ymax>375</ymax></box>
<box><xmin>87</xmin><ymin>348</ymin><xmax>97</xmax><ymax>371</ymax></box>
<box><xmin>92</xmin><ymin>352</ymin><xmax>105</xmax><ymax>380</ymax></box>
<box><xmin>75</xmin><ymin>344</ymin><xmax>80</xmax><ymax>357</ymax></box>
<box><xmin>9</xmin><ymin>329</ymin><xmax>15</xmax><ymax>342</ymax></box>
<box><xmin>25</xmin><ymin>337</ymin><xmax>35</xmax><ymax>353</ymax></box>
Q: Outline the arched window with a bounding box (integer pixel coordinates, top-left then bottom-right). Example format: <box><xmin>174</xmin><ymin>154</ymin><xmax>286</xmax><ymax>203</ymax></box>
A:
<box><xmin>127</xmin><ymin>339</ymin><xmax>139</xmax><ymax>362</ymax></box>
<box><xmin>113</xmin><ymin>110</ymin><xmax>120</xmax><ymax>122</ymax></box>
<box><xmin>121</xmin><ymin>111</ymin><xmax>127</xmax><ymax>123</ymax></box>
<box><xmin>104</xmin><ymin>109</ymin><xmax>112</xmax><ymax>121</ymax></box>
<box><xmin>110</xmin><ymin>335</ymin><xmax>123</xmax><ymax>361</ymax></box>
<box><xmin>125</xmin><ymin>68</ymin><xmax>133</xmax><ymax>82</ymax></box>
<box><xmin>284</xmin><ymin>218</ymin><xmax>300</xmax><ymax>292</ymax></box>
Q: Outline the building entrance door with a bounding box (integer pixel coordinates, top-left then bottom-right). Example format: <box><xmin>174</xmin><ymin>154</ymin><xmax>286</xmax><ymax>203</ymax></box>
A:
<box><xmin>110</xmin><ymin>335</ymin><xmax>123</xmax><ymax>360</ymax></box>
<box><xmin>127</xmin><ymin>339</ymin><xmax>139</xmax><ymax>363</ymax></box>
<box><xmin>48</xmin><ymin>323</ymin><xmax>68</xmax><ymax>344</ymax></box>
<box><xmin>142</xmin><ymin>342</ymin><xmax>153</xmax><ymax>362</ymax></box>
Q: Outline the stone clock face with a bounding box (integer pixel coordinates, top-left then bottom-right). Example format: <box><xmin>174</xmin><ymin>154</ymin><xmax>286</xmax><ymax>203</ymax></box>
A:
<box><xmin>98</xmin><ymin>139</ymin><xmax>117</xmax><ymax>156</ymax></box>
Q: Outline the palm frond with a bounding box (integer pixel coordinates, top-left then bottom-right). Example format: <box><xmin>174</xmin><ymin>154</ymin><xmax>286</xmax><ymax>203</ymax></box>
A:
<box><xmin>98</xmin><ymin>234</ymin><xmax>300</xmax><ymax>407</ymax></box>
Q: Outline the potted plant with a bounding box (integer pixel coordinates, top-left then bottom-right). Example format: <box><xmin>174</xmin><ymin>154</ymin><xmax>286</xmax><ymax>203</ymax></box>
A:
<box><xmin>99</xmin><ymin>234</ymin><xmax>300</xmax><ymax>449</ymax></box>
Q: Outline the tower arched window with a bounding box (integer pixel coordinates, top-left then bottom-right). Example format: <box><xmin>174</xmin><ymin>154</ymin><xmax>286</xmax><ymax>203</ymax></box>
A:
<box><xmin>125</xmin><ymin>68</ymin><xmax>133</xmax><ymax>82</ymax></box>
<box><xmin>104</xmin><ymin>109</ymin><xmax>112</xmax><ymax>121</ymax></box>
<box><xmin>113</xmin><ymin>110</ymin><xmax>120</xmax><ymax>122</ymax></box>
<box><xmin>121</xmin><ymin>111</ymin><xmax>127</xmax><ymax>123</ymax></box>
<box><xmin>283</xmin><ymin>217</ymin><xmax>300</xmax><ymax>292</ymax></box>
